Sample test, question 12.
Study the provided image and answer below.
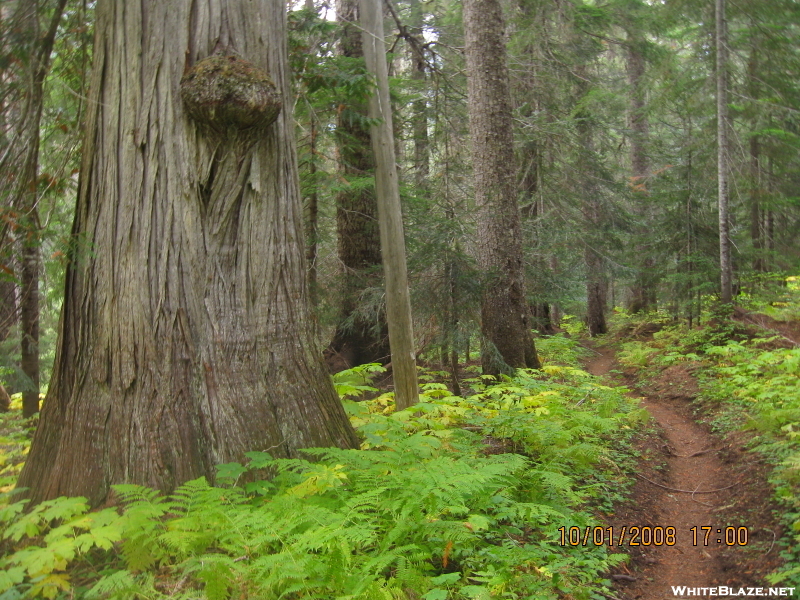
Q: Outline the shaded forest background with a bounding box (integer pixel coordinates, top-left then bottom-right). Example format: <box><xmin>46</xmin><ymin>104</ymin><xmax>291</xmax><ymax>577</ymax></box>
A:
<box><xmin>1</xmin><ymin>0</ymin><xmax>799</xmax><ymax>409</ymax></box>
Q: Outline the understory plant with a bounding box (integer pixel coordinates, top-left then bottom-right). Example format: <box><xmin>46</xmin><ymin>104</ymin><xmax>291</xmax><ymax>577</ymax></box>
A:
<box><xmin>608</xmin><ymin>280</ymin><xmax>800</xmax><ymax>585</ymax></box>
<box><xmin>0</xmin><ymin>335</ymin><xmax>640</xmax><ymax>600</ymax></box>
<box><xmin>701</xmin><ymin>339</ymin><xmax>800</xmax><ymax>585</ymax></box>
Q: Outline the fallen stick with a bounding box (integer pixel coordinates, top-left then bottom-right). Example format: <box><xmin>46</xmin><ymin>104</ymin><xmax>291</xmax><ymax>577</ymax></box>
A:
<box><xmin>635</xmin><ymin>473</ymin><xmax>739</xmax><ymax>494</ymax></box>
<box><xmin>676</xmin><ymin>448</ymin><xmax>712</xmax><ymax>458</ymax></box>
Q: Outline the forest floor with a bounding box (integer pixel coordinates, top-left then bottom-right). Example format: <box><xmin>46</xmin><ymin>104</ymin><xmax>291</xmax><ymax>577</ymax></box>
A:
<box><xmin>584</xmin><ymin>339</ymin><xmax>784</xmax><ymax>599</ymax></box>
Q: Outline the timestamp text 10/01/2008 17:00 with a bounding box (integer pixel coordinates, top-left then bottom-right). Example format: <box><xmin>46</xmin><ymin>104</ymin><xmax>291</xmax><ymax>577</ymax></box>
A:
<box><xmin>557</xmin><ymin>525</ymin><xmax>749</xmax><ymax>547</ymax></box>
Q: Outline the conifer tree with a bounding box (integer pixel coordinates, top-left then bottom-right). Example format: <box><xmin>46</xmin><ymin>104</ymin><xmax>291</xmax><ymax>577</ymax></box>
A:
<box><xmin>18</xmin><ymin>0</ymin><xmax>358</xmax><ymax>506</ymax></box>
<box><xmin>463</xmin><ymin>0</ymin><xmax>540</xmax><ymax>374</ymax></box>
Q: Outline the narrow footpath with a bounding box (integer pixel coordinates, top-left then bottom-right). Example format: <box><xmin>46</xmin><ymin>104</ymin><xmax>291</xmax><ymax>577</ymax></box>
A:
<box><xmin>585</xmin><ymin>345</ymin><xmax>780</xmax><ymax>600</ymax></box>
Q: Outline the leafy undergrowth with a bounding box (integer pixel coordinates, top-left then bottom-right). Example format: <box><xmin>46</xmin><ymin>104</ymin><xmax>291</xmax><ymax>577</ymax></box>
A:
<box><xmin>741</xmin><ymin>274</ymin><xmax>800</xmax><ymax>325</ymax></box>
<box><xmin>0</xmin><ymin>335</ymin><xmax>644</xmax><ymax>600</ymax></box>
<box><xmin>0</xmin><ymin>394</ymin><xmax>34</xmax><ymax>493</ymax></box>
<box><xmin>701</xmin><ymin>339</ymin><xmax>800</xmax><ymax>584</ymax></box>
<box><xmin>611</xmin><ymin>276</ymin><xmax>800</xmax><ymax>585</ymax></box>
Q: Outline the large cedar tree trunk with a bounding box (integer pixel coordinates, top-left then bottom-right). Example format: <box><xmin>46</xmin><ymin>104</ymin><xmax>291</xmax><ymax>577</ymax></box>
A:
<box><xmin>463</xmin><ymin>0</ymin><xmax>539</xmax><ymax>375</ymax></box>
<box><xmin>17</xmin><ymin>0</ymin><xmax>358</xmax><ymax>506</ymax></box>
<box><xmin>328</xmin><ymin>0</ymin><xmax>388</xmax><ymax>370</ymax></box>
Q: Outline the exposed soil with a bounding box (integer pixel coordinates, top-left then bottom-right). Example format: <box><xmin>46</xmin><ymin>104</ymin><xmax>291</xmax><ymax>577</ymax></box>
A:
<box><xmin>733</xmin><ymin>307</ymin><xmax>800</xmax><ymax>347</ymax></box>
<box><xmin>584</xmin><ymin>344</ymin><xmax>783</xmax><ymax>599</ymax></box>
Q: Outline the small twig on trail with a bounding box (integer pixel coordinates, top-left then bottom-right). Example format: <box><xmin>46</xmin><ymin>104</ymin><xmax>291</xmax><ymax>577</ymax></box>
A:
<box><xmin>765</xmin><ymin>528</ymin><xmax>777</xmax><ymax>555</ymax></box>
<box><xmin>678</xmin><ymin>448</ymin><xmax>712</xmax><ymax>458</ymax></box>
<box><xmin>691</xmin><ymin>482</ymin><xmax>714</xmax><ymax>507</ymax></box>
<box><xmin>711</xmin><ymin>503</ymin><xmax>737</xmax><ymax>512</ymax></box>
<box><xmin>611</xmin><ymin>574</ymin><xmax>637</xmax><ymax>582</ymax></box>
<box><xmin>635</xmin><ymin>473</ymin><xmax>740</xmax><ymax>494</ymax></box>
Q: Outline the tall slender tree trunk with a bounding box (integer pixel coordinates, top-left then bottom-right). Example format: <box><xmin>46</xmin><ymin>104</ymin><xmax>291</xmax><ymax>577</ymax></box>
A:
<box><xmin>18</xmin><ymin>0</ymin><xmax>357</xmax><ymax>506</ymax></box>
<box><xmin>750</xmin><ymin>135</ymin><xmax>762</xmax><ymax>272</ymax></box>
<box><xmin>299</xmin><ymin>1</ymin><xmax>321</xmax><ymax>306</ymax></box>
<box><xmin>407</xmin><ymin>0</ymin><xmax>429</xmax><ymax>189</ymax></box>
<box><xmin>765</xmin><ymin>156</ymin><xmax>775</xmax><ymax>270</ymax></box>
<box><xmin>9</xmin><ymin>0</ymin><xmax>68</xmax><ymax>417</ymax></box>
<box><xmin>716</xmin><ymin>0</ymin><xmax>733</xmax><ymax>304</ymax></box>
<box><xmin>748</xmin><ymin>41</ymin><xmax>763</xmax><ymax>273</ymax></box>
<box><xmin>574</xmin><ymin>60</ymin><xmax>607</xmax><ymax>336</ymax></box>
<box><xmin>513</xmin><ymin>3</ymin><xmax>552</xmax><ymax>336</ymax></box>
<box><xmin>626</xmin><ymin>33</ymin><xmax>655</xmax><ymax>313</ymax></box>
<box><xmin>441</xmin><ymin>121</ymin><xmax>462</xmax><ymax>394</ymax></box>
<box><xmin>305</xmin><ymin>117</ymin><xmax>319</xmax><ymax>305</ymax></box>
<box><xmin>19</xmin><ymin>231</ymin><xmax>39</xmax><ymax>417</ymax></box>
<box><xmin>0</xmin><ymin>7</ymin><xmax>19</xmax><ymax>399</ymax></box>
<box><xmin>329</xmin><ymin>0</ymin><xmax>388</xmax><ymax>369</ymax></box>
<box><xmin>685</xmin><ymin>119</ymin><xmax>696</xmax><ymax>326</ymax></box>
<box><xmin>584</xmin><ymin>221</ymin><xmax>608</xmax><ymax>336</ymax></box>
<box><xmin>463</xmin><ymin>0</ymin><xmax>539</xmax><ymax>375</ymax></box>
<box><xmin>17</xmin><ymin>3</ymin><xmax>42</xmax><ymax>417</ymax></box>
<box><xmin>360</xmin><ymin>0</ymin><xmax>419</xmax><ymax>409</ymax></box>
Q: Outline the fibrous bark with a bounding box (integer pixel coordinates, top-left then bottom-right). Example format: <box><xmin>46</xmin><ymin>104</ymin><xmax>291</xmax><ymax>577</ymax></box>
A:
<box><xmin>17</xmin><ymin>0</ymin><xmax>358</xmax><ymax>506</ymax></box>
<box><xmin>463</xmin><ymin>0</ymin><xmax>539</xmax><ymax>375</ymax></box>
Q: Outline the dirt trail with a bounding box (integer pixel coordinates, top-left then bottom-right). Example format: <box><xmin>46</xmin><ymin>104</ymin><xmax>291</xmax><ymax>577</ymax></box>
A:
<box><xmin>585</xmin><ymin>345</ymin><xmax>771</xmax><ymax>599</ymax></box>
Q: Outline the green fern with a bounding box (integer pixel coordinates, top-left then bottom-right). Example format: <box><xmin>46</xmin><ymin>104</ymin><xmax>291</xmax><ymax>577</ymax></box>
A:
<box><xmin>0</xmin><ymin>336</ymin><xmax>639</xmax><ymax>600</ymax></box>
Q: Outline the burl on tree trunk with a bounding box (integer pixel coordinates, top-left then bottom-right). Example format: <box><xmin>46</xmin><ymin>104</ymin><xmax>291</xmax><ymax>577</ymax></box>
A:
<box><xmin>17</xmin><ymin>0</ymin><xmax>358</xmax><ymax>507</ymax></box>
